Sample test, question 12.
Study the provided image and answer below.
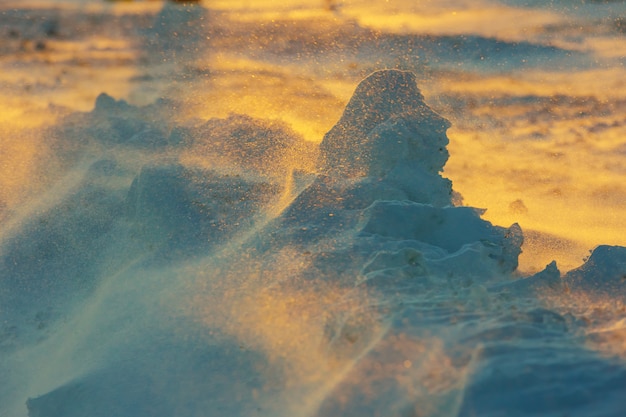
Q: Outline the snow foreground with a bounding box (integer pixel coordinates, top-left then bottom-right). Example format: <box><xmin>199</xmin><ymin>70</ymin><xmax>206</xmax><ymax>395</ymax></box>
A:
<box><xmin>1</xmin><ymin>70</ymin><xmax>626</xmax><ymax>417</ymax></box>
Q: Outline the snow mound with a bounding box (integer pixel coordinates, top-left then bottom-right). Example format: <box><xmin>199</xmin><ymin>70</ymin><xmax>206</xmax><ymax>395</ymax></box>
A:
<box><xmin>275</xmin><ymin>70</ymin><xmax>522</xmax><ymax>275</ymax></box>
<box><xmin>563</xmin><ymin>245</ymin><xmax>626</xmax><ymax>296</ymax></box>
<box><xmin>318</xmin><ymin>70</ymin><xmax>449</xmax><ymax>176</ymax></box>
<box><xmin>317</xmin><ymin>69</ymin><xmax>452</xmax><ymax>206</ymax></box>
<box><xmin>53</xmin><ymin>93</ymin><xmax>178</xmax><ymax>149</ymax></box>
<box><xmin>188</xmin><ymin>114</ymin><xmax>316</xmax><ymax>177</ymax></box>
<box><xmin>4</xmin><ymin>70</ymin><xmax>626</xmax><ymax>417</ymax></box>
<box><xmin>359</xmin><ymin>201</ymin><xmax>523</xmax><ymax>273</ymax></box>
<box><xmin>126</xmin><ymin>163</ymin><xmax>280</xmax><ymax>255</ymax></box>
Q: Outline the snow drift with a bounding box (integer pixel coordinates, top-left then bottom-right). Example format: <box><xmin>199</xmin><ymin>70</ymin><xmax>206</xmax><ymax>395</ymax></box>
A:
<box><xmin>1</xmin><ymin>70</ymin><xmax>626</xmax><ymax>417</ymax></box>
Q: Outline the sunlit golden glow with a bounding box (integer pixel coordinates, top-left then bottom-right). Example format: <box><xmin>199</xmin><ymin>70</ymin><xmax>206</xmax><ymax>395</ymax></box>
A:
<box><xmin>540</xmin><ymin>289</ymin><xmax>626</xmax><ymax>360</ymax></box>
<box><xmin>345</xmin><ymin>5</ymin><xmax>564</xmax><ymax>42</ymax></box>
<box><xmin>2</xmin><ymin>3</ymin><xmax>626</xmax><ymax>416</ymax></box>
<box><xmin>0</xmin><ymin>123</ymin><xmax>54</xmax><ymax>216</ymax></box>
<box><xmin>187</xmin><ymin>248</ymin><xmax>395</xmax><ymax>416</ymax></box>
<box><xmin>428</xmin><ymin>66</ymin><xmax>626</xmax><ymax>272</ymax></box>
<box><xmin>191</xmin><ymin>248</ymin><xmax>375</xmax><ymax>379</ymax></box>
<box><xmin>186</xmin><ymin>53</ymin><xmax>347</xmax><ymax>142</ymax></box>
<box><xmin>319</xmin><ymin>331</ymin><xmax>469</xmax><ymax>416</ymax></box>
<box><xmin>186</xmin><ymin>243</ymin><xmax>480</xmax><ymax>416</ymax></box>
<box><xmin>438</xmin><ymin>68</ymin><xmax>626</xmax><ymax>99</ymax></box>
<box><xmin>2</xmin><ymin>0</ymin><xmax>625</xmax><ymax>276</ymax></box>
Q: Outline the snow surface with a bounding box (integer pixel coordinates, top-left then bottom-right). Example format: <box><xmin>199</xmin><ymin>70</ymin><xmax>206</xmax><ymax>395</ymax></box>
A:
<box><xmin>1</xmin><ymin>1</ymin><xmax>626</xmax><ymax>417</ymax></box>
<box><xmin>2</xmin><ymin>66</ymin><xmax>624</xmax><ymax>417</ymax></box>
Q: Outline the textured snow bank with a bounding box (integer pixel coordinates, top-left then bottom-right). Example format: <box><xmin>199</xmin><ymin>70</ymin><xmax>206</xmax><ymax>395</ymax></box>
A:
<box><xmin>2</xmin><ymin>70</ymin><xmax>626</xmax><ymax>417</ymax></box>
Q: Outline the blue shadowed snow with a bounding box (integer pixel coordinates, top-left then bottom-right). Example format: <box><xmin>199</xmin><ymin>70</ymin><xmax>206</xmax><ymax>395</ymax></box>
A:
<box><xmin>2</xmin><ymin>68</ymin><xmax>625</xmax><ymax>417</ymax></box>
<box><xmin>1</xmin><ymin>2</ymin><xmax>626</xmax><ymax>416</ymax></box>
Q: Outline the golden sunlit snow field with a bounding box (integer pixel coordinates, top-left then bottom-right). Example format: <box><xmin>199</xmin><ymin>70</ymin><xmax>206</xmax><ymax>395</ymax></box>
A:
<box><xmin>3</xmin><ymin>3</ymin><xmax>626</xmax><ymax>417</ymax></box>
<box><xmin>1</xmin><ymin>0</ymin><xmax>625</xmax><ymax>274</ymax></box>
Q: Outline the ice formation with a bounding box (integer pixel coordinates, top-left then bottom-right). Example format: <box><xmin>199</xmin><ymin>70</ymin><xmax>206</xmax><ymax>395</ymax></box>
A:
<box><xmin>276</xmin><ymin>70</ymin><xmax>523</xmax><ymax>277</ymax></box>
<box><xmin>317</xmin><ymin>70</ymin><xmax>453</xmax><ymax>207</ymax></box>
<box><xmin>2</xmin><ymin>70</ymin><xmax>626</xmax><ymax>417</ymax></box>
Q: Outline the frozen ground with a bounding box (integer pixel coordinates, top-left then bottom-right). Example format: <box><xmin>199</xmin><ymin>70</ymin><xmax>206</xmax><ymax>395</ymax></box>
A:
<box><xmin>1</xmin><ymin>1</ymin><xmax>626</xmax><ymax>416</ymax></box>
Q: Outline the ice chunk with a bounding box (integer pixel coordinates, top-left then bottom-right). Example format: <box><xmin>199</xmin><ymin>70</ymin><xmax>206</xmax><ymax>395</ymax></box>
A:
<box><xmin>563</xmin><ymin>245</ymin><xmax>626</xmax><ymax>296</ymax></box>
<box><xmin>277</xmin><ymin>69</ymin><xmax>456</xmax><ymax>219</ymax></box>
<box><xmin>314</xmin><ymin>70</ymin><xmax>453</xmax><ymax>207</ymax></box>
<box><xmin>318</xmin><ymin>70</ymin><xmax>450</xmax><ymax>179</ymax></box>
<box><xmin>493</xmin><ymin>260</ymin><xmax>562</xmax><ymax>295</ymax></box>
<box><xmin>360</xmin><ymin>201</ymin><xmax>504</xmax><ymax>249</ymax></box>
<box><xmin>93</xmin><ymin>93</ymin><xmax>132</xmax><ymax>115</ymax></box>
<box><xmin>359</xmin><ymin>201</ymin><xmax>523</xmax><ymax>273</ymax></box>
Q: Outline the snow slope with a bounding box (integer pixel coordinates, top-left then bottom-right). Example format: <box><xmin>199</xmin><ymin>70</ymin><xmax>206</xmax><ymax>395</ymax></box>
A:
<box><xmin>1</xmin><ymin>2</ymin><xmax>626</xmax><ymax>416</ymax></box>
<box><xmin>1</xmin><ymin>68</ymin><xmax>625</xmax><ymax>417</ymax></box>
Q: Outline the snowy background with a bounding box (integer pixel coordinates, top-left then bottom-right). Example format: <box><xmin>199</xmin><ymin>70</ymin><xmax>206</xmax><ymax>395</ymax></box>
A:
<box><xmin>1</xmin><ymin>1</ymin><xmax>626</xmax><ymax>416</ymax></box>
